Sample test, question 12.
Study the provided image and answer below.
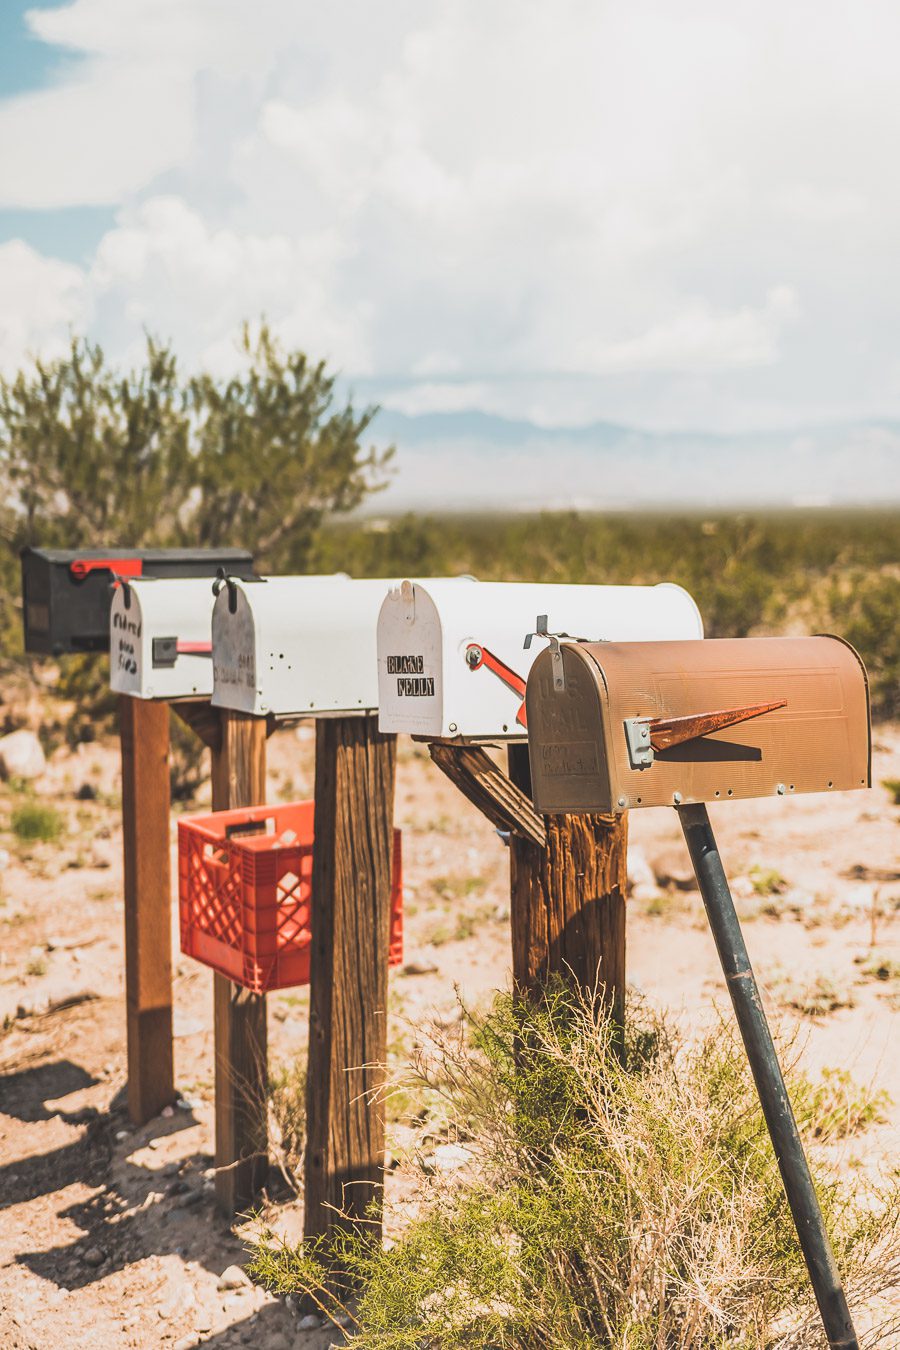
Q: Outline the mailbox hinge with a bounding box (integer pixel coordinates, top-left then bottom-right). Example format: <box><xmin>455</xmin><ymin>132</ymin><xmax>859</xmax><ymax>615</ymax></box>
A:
<box><xmin>524</xmin><ymin>614</ymin><xmax>579</xmax><ymax>692</ymax></box>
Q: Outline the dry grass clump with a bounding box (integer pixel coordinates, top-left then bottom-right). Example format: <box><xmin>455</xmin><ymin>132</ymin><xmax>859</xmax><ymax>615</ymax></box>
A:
<box><xmin>267</xmin><ymin>1060</ymin><xmax>306</xmax><ymax>1192</ymax></box>
<box><xmin>10</xmin><ymin>800</ymin><xmax>64</xmax><ymax>844</ymax></box>
<box><xmin>250</xmin><ymin>986</ymin><xmax>900</xmax><ymax>1348</ymax></box>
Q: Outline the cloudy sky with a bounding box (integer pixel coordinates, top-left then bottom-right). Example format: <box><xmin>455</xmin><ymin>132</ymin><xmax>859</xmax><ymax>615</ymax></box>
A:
<box><xmin>2</xmin><ymin>0</ymin><xmax>900</xmax><ymax>446</ymax></box>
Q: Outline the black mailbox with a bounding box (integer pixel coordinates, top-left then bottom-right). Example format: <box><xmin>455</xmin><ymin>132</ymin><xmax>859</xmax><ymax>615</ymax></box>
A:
<box><xmin>21</xmin><ymin>548</ymin><xmax>257</xmax><ymax>655</ymax></box>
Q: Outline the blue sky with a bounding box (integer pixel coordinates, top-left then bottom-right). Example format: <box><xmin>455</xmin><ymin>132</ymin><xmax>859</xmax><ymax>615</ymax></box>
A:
<box><xmin>0</xmin><ymin>3</ymin><xmax>113</xmax><ymax>263</ymax></box>
<box><xmin>2</xmin><ymin>0</ymin><xmax>900</xmax><ymax>484</ymax></box>
<box><xmin>0</xmin><ymin>2</ymin><xmax>76</xmax><ymax>98</ymax></box>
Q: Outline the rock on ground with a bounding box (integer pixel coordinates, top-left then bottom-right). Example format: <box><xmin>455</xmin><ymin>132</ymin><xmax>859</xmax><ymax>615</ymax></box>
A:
<box><xmin>0</xmin><ymin>729</ymin><xmax>46</xmax><ymax>781</ymax></box>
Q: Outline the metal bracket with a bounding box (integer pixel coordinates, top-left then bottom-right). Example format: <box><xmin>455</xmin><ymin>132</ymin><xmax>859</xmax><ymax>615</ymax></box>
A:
<box><xmin>524</xmin><ymin>614</ymin><xmax>568</xmax><ymax>691</ymax></box>
<box><xmin>624</xmin><ymin>717</ymin><xmax>654</xmax><ymax>769</ymax></box>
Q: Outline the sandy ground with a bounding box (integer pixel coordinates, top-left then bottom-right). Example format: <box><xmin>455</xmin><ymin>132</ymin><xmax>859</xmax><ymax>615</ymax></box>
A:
<box><xmin>1</xmin><ymin>722</ymin><xmax>898</xmax><ymax>1349</ymax></box>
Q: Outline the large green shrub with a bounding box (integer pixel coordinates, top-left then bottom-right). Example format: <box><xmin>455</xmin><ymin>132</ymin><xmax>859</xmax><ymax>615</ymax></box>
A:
<box><xmin>250</xmin><ymin>988</ymin><xmax>900</xmax><ymax>1348</ymax></box>
<box><xmin>0</xmin><ymin>324</ymin><xmax>392</xmax><ymax>669</ymax></box>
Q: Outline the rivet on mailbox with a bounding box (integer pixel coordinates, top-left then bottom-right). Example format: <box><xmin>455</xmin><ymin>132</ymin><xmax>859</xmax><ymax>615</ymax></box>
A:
<box><xmin>525</xmin><ymin>633</ymin><xmax>870</xmax><ymax>1350</ymax></box>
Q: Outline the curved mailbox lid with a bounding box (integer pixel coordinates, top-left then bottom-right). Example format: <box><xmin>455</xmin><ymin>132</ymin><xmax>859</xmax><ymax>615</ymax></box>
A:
<box><xmin>212</xmin><ymin>576</ymin><xmax>360</xmax><ymax>716</ymax></box>
<box><xmin>110</xmin><ymin>576</ymin><xmax>220</xmax><ymax>700</ymax></box>
<box><xmin>377</xmin><ymin>580</ymin><xmax>703</xmax><ymax>742</ymax></box>
<box><xmin>525</xmin><ymin>635</ymin><xmax>871</xmax><ymax>814</ymax></box>
<box><xmin>212</xmin><ymin>575</ymin><xmax>475</xmax><ymax>717</ymax></box>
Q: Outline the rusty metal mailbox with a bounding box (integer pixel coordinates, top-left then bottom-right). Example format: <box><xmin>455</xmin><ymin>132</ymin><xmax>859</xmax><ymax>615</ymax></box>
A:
<box><xmin>526</xmin><ymin>635</ymin><xmax>870</xmax><ymax>815</ymax></box>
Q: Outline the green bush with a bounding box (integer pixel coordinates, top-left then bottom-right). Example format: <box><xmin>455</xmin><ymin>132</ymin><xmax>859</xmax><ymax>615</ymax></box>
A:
<box><xmin>249</xmin><ymin>988</ymin><xmax>900</xmax><ymax>1348</ymax></box>
<box><xmin>10</xmin><ymin>801</ymin><xmax>64</xmax><ymax>843</ymax></box>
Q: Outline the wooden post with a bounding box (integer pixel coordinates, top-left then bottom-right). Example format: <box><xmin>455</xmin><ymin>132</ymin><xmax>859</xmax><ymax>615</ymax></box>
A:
<box><xmin>119</xmin><ymin>695</ymin><xmax>175</xmax><ymax>1125</ymax></box>
<box><xmin>507</xmin><ymin>744</ymin><xmax>628</xmax><ymax>1026</ymax></box>
<box><xmin>210</xmin><ymin>708</ymin><xmax>269</xmax><ymax>1216</ymax></box>
<box><xmin>304</xmin><ymin>715</ymin><xmax>397</xmax><ymax>1249</ymax></box>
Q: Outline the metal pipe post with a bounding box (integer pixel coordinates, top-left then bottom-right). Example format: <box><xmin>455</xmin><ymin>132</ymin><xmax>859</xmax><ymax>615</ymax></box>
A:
<box><xmin>677</xmin><ymin>802</ymin><xmax>858</xmax><ymax>1350</ymax></box>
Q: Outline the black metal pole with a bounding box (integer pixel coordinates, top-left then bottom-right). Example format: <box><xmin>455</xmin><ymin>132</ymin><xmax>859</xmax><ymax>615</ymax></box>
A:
<box><xmin>677</xmin><ymin>802</ymin><xmax>858</xmax><ymax>1350</ymax></box>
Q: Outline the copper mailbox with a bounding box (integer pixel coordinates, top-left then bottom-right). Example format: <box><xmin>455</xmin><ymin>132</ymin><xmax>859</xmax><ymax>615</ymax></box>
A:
<box><xmin>525</xmin><ymin>635</ymin><xmax>871</xmax><ymax>815</ymax></box>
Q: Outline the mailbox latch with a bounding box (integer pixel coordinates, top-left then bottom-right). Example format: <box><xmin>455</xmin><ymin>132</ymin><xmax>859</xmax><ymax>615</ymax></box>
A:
<box><xmin>152</xmin><ymin>636</ymin><xmax>213</xmax><ymax>668</ymax></box>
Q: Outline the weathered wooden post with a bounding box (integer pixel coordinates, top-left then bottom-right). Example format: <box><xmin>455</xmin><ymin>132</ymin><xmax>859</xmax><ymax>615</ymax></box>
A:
<box><xmin>304</xmin><ymin>715</ymin><xmax>397</xmax><ymax>1244</ymax></box>
<box><xmin>119</xmin><ymin>694</ymin><xmax>176</xmax><ymax>1123</ymax></box>
<box><xmin>208</xmin><ymin>573</ymin><xmax>406</xmax><ymax>1242</ymax></box>
<box><xmin>506</xmin><ymin>743</ymin><xmax>628</xmax><ymax>1017</ymax></box>
<box><xmin>20</xmin><ymin>547</ymin><xmax>253</xmax><ymax>1129</ymax></box>
<box><xmin>172</xmin><ymin>699</ymin><xmax>272</xmax><ymax>1216</ymax></box>
<box><xmin>210</xmin><ymin>709</ymin><xmax>270</xmax><ymax>1214</ymax></box>
<box><xmin>525</xmin><ymin>633</ymin><xmax>872</xmax><ymax>1350</ymax></box>
<box><xmin>378</xmin><ymin>579</ymin><xmax>701</xmax><ymax>1011</ymax></box>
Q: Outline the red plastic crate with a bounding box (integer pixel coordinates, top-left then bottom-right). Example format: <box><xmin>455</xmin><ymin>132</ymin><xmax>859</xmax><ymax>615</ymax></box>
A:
<box><xmin>177</xmin><ymin>800</ymin><xmax>403</xmax><ymax>993</ymax></box>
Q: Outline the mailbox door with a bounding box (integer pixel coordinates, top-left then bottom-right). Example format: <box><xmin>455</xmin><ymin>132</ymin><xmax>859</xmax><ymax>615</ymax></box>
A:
<box><xmin>378</xmin><ymin>580</ymin><xmax>458</xmax><ymax>736</ymax></box>
<box><xmin>211</xmin><ymin>576</ymin><xmax>358</xmax><ymax>716</ymax></box>
<box><xmin>527</xmin><ymin>636</ymin><xmax>871</xmax><ymax>814</ymax></box>
<box><xmin>110</xmin><ymin>578</ymin><xmax>217</xmax><ymax>700</ymax></box>
<box><xmin>211</xmin><ymin>580</ymin><xmax>267</xmax><ymax>714</ymax></box>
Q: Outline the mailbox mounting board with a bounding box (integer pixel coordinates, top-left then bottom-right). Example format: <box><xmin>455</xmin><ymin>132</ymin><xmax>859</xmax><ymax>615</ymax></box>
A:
<box><xmin>21</xmin><ymin>547</ymin><xmax>256</xmax><ymax>655</ymax></box>
<box><xmin>377</xmin><ymin>580</ymin><xmax>703</xmax><ymax>742</ymax></box>
<box><xmin>211</xmin><ymin>576</ymin><xmax>473</xmax><ymax>717</ymax></box>
<box><xmin>525</xmin><ymin>635</ymin><xmax>871</xmax><ymax>814</ymax></box>
<box><xmin>110</xmin><ymin>577</ymin><xmax>221</xmax><ymax>700</ymax></box>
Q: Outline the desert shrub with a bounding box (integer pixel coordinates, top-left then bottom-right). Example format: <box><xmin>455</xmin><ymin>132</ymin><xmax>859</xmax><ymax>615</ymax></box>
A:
<box><xmin>10</xmin><ymin>801</ymin><xmax>64</xmax><ymax>843</ymax></box>
<box><xmin>0</xmin><ymin>325</ymin><xmax>392</xmax><ymax>677</ymax></box>
<box><xmin>249</xmin><ymin>988</ymin><xmax>900</xmax><ymax>1348</ymax></box>
<box><xmin>749</xmin><ymin>865</ymin><xmax>788</xmax><ymax>896</ymax></box>
<box><xmin>816</xmin><ymin>568</ymin><xmax>900</xmax><ymax>720</ymax></box>
<box><xmin>268</xmin><ymin>1059</ymin><xmax>307</xmax><ymax>1192</ymax></box>
<box><xmin>793</xmin><ymin>1067</ymin><xmax>892</xmax><ymax>1142</ymax></box>
<box><xmin>882</xmin><ymin>779</ymin><xmax>900</xmax><ymax>807</ymax></box>
<box><xmin>772</xmin><ymin>971</ymin><xmax>856</xmax><ymax>1017</ymax></box>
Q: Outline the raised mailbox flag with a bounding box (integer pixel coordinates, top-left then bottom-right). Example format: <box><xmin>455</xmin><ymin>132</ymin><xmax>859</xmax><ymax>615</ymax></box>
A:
<box><xmin>21</xmin><ymin>547</ymin><xmax>256</xmax><ymax>655</ymax></box>
<box><xmin>525</xmin><ymin>635</ymin><xmax>870</xmax><ymax>814</ymax></box>
<box><xmin>377</xmin><ymin>580</ymin><xmax>703</xmax><ymax>741</ymax></box>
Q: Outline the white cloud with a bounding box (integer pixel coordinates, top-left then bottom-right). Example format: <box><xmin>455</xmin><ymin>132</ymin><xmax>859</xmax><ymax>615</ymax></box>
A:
<box><xmin>87</xmin><ymin>196</ymin><xmax>371</xmax><ymax>373</ymax></box>
<box><xmin>0</xmin><ymin>241</ymin><xmax>87</xmax><ymax>373</ymax></box>
<box><xmin>571</xmin><ymin>286</ymin><xmax>800</xmax><ymax>376</ymax></box>
<box><xmin>2</xmin><ymin>0</ymin><xmax>900</xmax><ymax>436</ymax></box>
<box><xmin>381</xmin><ymin>381</ymin><xmax>494</xmax><ymax>417</ymax></box>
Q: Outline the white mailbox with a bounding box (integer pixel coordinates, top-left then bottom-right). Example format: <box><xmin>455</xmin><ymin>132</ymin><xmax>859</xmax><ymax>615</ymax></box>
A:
<box><xmin>211</xmin><ymin>576</ymin><xmax>475</xmax><ymax>717</ymax></box>
<box><xmin>110</xmin><ymin>577</ymin><xmax>219</xmax><ymax>700</ymax></box>
<box><xmin>377</xmin><ymin>580</ymin><xmax>704</xmax><ymax>741</ymax></box>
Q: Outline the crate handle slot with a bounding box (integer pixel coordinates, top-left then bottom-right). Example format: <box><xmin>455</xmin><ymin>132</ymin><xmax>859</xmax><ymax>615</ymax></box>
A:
<box><xmin>224</xmin><ymin>819</ymin><xmax>272</xmax><ymax>840</ymax></box>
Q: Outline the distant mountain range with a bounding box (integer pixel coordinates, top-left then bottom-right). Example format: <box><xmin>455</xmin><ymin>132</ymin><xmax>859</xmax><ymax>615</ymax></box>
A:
<box><xmin>368</xmin><ymin>409</ymin><xmax>900</xmax><ymax>512</ymax></box>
